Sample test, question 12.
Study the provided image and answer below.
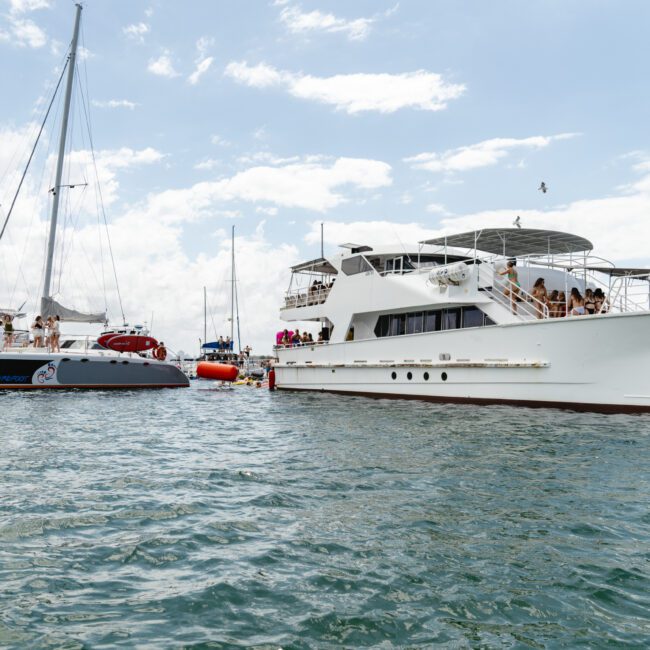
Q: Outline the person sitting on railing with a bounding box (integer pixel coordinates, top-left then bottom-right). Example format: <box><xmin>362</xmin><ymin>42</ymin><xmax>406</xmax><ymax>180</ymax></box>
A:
<box><xmin>567</xmin><ymin>288</ymin><xmax>586</xmax><ymax>315</ymax></box>
<box><xmin>530</xmin><ymin>278</ymin><xmax>549</xmax><ymax>319</ymax></box>
<box><xmin>497</xmin><ymin>261</ymin><xmax>521</xmax><ymax>314</ymax></box>
<box><xmin>301</xmin><ymin>331</ymin><xmax>310</xmax><ymax>344</ymax></box>
<box><xmin>291</xmin><ymin>329</ymin><xmax>302</xmax><ymax>346</ymax></box>
<box><xmin>584</xmin><ymin>289</ymin><xmax>596</xmax><ymax>315</ymax></box>
<box><xmin>548</xmin><ymin>290</ymin><xmax>559</xmax><ymax>317</ymax></box>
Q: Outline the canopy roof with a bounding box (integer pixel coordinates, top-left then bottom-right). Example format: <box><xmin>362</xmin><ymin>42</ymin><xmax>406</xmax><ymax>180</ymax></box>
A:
<box><xmin>582</xmin><ymin>266</ymin><xmax>650</xmax><ymax>279</ymax></box>
<box><xmin>291</xmin><ymin>257</ymin><xmax>338</xmax><ymax>274</ymax></box>
<box><xmin>421</xmin><ymin>228</ymin><xmax>593</xmax><ymax>257</ymax></box>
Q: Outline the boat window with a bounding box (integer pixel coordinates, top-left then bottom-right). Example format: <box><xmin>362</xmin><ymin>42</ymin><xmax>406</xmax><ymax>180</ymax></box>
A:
<box><xmin>424</xmin><ymin>310</ymin><xmax>440</xmax><ymax>332</ymax></box>
<box><xmin>374</xmin><ymin>306</ymin><xmax>494</xmax><ymax>338</ymax></box>
<box><xmin>442</xmin><ymin>308</ymin><xmax>460</xmax><ymax>330</ymax></box>
<box><xmin>385</xmin><ymin>257</ymin><xmax>403</xmax><ymax>274</ymax></box>
<box><xmin>406</xmin><ymin>312</ymin><xmax>424</xmax><ymax>334</ymax></box>
<box><xmin>390</xmin><ymin>314</ymin><xmax>406</xmax><ymax>336</ymax></box>
<box><xmin>462</xmin><ymin>306</ymin><xmax>484</xmax><ymax>328</ymax></box>
<box><xmin>341</xmin><ymin>255</ymin><xmax>373</xmax><ymax>276</ymax></box>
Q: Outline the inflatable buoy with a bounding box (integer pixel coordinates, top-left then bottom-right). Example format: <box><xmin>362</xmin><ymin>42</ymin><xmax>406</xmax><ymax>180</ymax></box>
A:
<box><xmin>268</xmin><ymin>368</ymin><xmax>276</xmax><ymax>390</ymax></box>
<box><xmin>196</xmin><ymin>362</ymin><xmax>239</xmax><ymax>382</ymax></box>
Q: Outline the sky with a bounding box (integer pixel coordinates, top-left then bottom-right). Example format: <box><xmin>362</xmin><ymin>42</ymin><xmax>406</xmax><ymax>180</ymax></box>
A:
<box><xmin>1</xmin><ymin>0</ymin><xmax>649</xmax><ymax>355</ymax></box>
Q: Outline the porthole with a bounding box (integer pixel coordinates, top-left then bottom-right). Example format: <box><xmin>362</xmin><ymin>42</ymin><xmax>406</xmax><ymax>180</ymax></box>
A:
<box><xmin>81</xmin><ymin>358</ymin><xmax>89</xmax><ymax>363</ymax></box>
<box><xmin>122</xmin><ymin>360</ymin><xmax>129</xmax><ymax>365</ymax></box>
<box><xmin>423</xmin><ymin>372</ymin><xmax>429</xmax><ymax>381</ymax></box>
<box><xmin>441</xmin><ymin>372</ymin><xmax>448</xmax><ymax>381</ymax></box>
<box><xmin>391</xmin><ymin>371</ymin><xmax>397</xmax><ymax>380</ymax></box>
<box><xmin>110</xmin><ymin>360</ymin><xmax>117</xmax><ymax>364</ymax></box>
<box><xmin>407</xmin><ymin>371</ymin><xmax>413</xmax><ymax>380</ymax></box>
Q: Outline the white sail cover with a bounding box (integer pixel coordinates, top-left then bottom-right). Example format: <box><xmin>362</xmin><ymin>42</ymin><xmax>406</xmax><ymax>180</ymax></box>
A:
<box><xmin>41</xmin><ymin>297</ymin><xmax>106</xmax><ymax>323</ymax></box>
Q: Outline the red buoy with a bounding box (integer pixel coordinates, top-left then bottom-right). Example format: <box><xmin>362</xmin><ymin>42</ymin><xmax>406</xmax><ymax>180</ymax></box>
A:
<box><xmin>268</xmin><ymin>368</ymin><xmax>276</xmax><ymax>390</ymax></box>
<box><xmin>196</xmin><ymin>362</ymin><xmax>239</xmax><ymax>382</ymax></box>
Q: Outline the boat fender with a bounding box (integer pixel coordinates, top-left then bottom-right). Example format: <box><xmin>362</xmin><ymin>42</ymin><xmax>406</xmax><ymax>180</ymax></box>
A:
<box><xmin>429</xmin><ymin>262</ymin><xmax>470</xmax><ymax>286</ymax></box>
<box><xmin>268</xmin><ymin>368</ymin><xmax>276</xmax><ymax>390</ymax></box>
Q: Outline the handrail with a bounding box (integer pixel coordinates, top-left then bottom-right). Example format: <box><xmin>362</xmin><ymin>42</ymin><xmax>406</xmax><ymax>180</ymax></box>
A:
<box><xmin>282</xmin><ymin>285</ymin><xmax>332</xmax><ymax>309</ymax></box>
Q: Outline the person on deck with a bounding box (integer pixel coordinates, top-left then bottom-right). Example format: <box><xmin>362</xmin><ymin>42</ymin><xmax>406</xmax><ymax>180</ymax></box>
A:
<box><xmin>3</xmin><ymin>314</ymin><xmax>14</xmax><ymax>349</ymax></box>
<box><xmin>567</xmin><ymin>288</ymin><xmax>586</xmax><ymax>316</ymax></box>
<box><xmin>530</xmin><ymin>278</ymin><xmax>549</xmax><ymax>319</ymax></box>
<box><xmin>31</xmin><ymin>315</ymin><xmax>44</xmax><ymax>347</ymax></box>
<box><xmin>51</xmin><ymin>315</ymin><xmax>61</xmax><ymax>352</ymax></box>
<box><xmin>154</xmin><ymin>341</ymin><xmax>167</xmax><ymax>361</ymax></box>
<box><xmin>498</xmin><ymin>261</ymin><xmax>521</xmax><ymax>314</ymax></box>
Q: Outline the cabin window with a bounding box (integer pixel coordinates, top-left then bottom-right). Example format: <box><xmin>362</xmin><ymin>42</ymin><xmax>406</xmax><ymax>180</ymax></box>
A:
<box><xmin>406</xmin><ymin>312</ymin><xmax>424</xmax><ymax>335</ymax></box>
<box><xmin>389</xmin><ymin>314</ymin><xmax>406</xmax><ymax>336</ymax></box>
<box><xmin>374</xmin><ymin>306</ymin><xmax>494</xmax><ymax>338</ymax></box>
<box><xmin>462</xmin><ymin>306</ymin><xmax>484</xmax><ymax>328</ymax></box>
<box><xmin>385</xmin><ymin>257</ymin><xmax>403</xmax><ymax>274</ymax></box>
<box><xmin>341</xmin><ymin>255</ymin><xmax>372</xmax><ymax>276</ymax></box>
<box><xmin>442</xmin><ymin>308</ymin><xmax>460</xmax><ymax>330</ymax></box>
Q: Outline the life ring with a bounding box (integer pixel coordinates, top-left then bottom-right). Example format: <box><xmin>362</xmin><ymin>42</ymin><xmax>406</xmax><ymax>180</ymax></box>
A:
<box><xmin>154</xmin><ymin>346</ymin><xmax>167</xmax><ymax>361</ymax></box>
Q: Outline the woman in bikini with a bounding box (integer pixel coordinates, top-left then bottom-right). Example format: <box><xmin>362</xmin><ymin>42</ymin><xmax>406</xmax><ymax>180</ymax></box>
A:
<box><xmin>530</xmin><ymin>277</ymin><xmax>549</xmax><ymax>319</ymax></box>
<box><xmin>567</xmin><ymin>288</ymin><xmax>586</xmax><ymax>316</ymax></box>
<box><xmin>498</xmin><ymin>261</ymin><xmax>521</xmax><ymax>314</ymax></box>
<box><xmin>584</xmin><ymin>289</ymin><xmax>596</xmax><ymax>316</ymax></box>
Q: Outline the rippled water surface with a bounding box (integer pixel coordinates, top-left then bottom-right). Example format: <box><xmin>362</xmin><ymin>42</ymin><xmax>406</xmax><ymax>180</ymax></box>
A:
<box><xmin>1</xmin><ymin>385</ymin><xmax>650</xmax><ymax>648</ymax></box>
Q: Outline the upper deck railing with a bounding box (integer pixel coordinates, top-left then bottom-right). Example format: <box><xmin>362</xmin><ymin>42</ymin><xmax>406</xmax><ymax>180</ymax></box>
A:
<box><xmin>282</xmin><ymin>284</ymin><xmax>332</xmax><ymax>310</ymax></box>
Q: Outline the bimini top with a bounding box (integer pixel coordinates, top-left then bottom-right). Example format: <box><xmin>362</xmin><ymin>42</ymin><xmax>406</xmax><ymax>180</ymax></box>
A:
<box><xmin>420</xmin><ymin>228</ymin><xmax>593</xmax><ymax>257</ymax></box>
<box><xmin>290</xmin><ymin>257</ymin><xmax>338</xmax><ymax>275</ymax></box>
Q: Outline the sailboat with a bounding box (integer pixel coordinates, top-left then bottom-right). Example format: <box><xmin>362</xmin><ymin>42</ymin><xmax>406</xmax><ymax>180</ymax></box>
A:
<box><xmin>0</xmin><ymin>5</ymin><xmax>188</xmax><ymax>389</ymax></box>
<box><xmin>195</xmin><ymin>226</ymin><xmax>246</xmax><ymax>381</ymax></box>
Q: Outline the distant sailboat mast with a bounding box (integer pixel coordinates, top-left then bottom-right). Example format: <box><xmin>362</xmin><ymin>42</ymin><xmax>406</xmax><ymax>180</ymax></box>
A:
<box><xmin>41</xmin><ymin>3</ymin><xmax>82</xmax><ymax>314</ymax></box>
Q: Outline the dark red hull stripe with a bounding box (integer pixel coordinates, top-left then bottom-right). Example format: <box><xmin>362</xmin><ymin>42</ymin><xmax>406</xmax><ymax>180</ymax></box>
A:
<box><xmin>276</xmin><ymin>386</ymin><xmax>650</xmax><ymax>415</ymax></box>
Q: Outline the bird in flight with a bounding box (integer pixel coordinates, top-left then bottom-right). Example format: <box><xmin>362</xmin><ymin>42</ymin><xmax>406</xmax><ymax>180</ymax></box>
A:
<box><xmin>513</xmin><ymin>215</ymin><xmax>522</xmax><ymax>229</ymax></box>
<box><xmin>538</xmin><ymin>181</ymin><xmax>548</xmax><ymax>193</ymax></box>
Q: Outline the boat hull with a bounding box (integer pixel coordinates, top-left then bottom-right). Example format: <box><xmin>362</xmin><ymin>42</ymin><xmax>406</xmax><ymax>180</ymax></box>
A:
<box><xmin>0</xmin><ymin>353</ymin><xmax>189</xmax><ymax>389</ymax></box>
<box><xmin>275</xmin><ymin>312</ymin><xmax>650</xmax><ymax>413</ymax></box>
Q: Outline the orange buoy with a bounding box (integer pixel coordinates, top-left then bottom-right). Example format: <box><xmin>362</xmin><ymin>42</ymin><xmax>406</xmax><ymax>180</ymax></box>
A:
<box><xmin>196</xmin><ymin>362</ymin><xmax>239</xmax><ymax>382</ymax></box>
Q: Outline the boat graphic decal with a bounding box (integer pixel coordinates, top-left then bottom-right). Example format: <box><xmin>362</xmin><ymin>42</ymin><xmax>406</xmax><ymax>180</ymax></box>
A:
<box><xmin>33</xmin><ymin>361</ymin><xmax>60</xmax><ymax>385</ymax></box>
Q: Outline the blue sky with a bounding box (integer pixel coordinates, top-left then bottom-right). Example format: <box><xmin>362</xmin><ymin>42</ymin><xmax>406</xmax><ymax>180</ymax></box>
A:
<box><xmin>1</xmin><ymin>0</ymin><xmax>649</xmax><ymax>353</ymax></box>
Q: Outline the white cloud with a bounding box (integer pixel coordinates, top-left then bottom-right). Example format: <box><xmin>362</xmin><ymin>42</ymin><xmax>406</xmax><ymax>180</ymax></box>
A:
<box><xmin>6</xmin><ymin>17</ymin><xmax>46</xmax><ymax>47</ymax></box>
<box><xmin>210</xmin><ymin>134</ymin><xmax>230</xmax><ymax>146</ymax></box>
<box><xmin>8</xmin><ymin>0</ymin><xmax>49</xmax><ymax>14</ymax></box>
<box><xmin>92</xmin><ymin>99</ymin><xmax>139</xmax><ymax>110</ymax></box>
<box><xmin>405</xmin><ymin>133</ymin><xmax>579</xmax><ymax>173</ymax></box>
<box><xmin>279</xmin><ymin>5</ymin><xmax>374</xmax><ymax>41</ymax></box>
<box><xmin>135</xmin><ymin>156</ymin><xmax>392</xmax><ymax>222</ymax></box>
<box><xmin>148</xmin><ymin>52</ymin><xmax>180</xmax><ymax>78</ymax></box>
<box><xmin>77</xmin><ymin>46</ymin><xmax>93</xmax><ymax>60</ymax></box>
<box><xmin>123</xmin><ymin>22</ymin><xmax>149</xmax><ymax>43</ymax></box>
<box><xmin>193</xmin><ymin>158</ymin><xmax>221</xmax><ymax>171</ymax></box>
<box><xmin>224</xmin><ymin>61</ymin><xmax>465</xmax><ymax>114</ymax></box>
<box><xmin>255</xmin><ymin>206</ymin><xmax>279</xmax><ymax>216</ymax></box>
<box><xmin>278</xmin><ymin>3</ymin><xmax>398</xmax><ymax>41</ymax></box>
<box><xmin>305</xmin><ymin>220</ymin><xmax>435</xmax><ymax>247</ymax></box>
<box><xmin>426</xmin><ymin>203</ymin><xmax>450</xmax><ymax>215</ymax></box>
<box><xmin>188</xmin><ymin>56</ymin><xmax>214</xmax><ymax>85</ymax></box>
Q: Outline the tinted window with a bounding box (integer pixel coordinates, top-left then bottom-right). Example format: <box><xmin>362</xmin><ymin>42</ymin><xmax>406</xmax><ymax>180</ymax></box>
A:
<box><xmin>424</xmin><ymin>310</ymin><xmax>440</xmax><ymax>332</ymax></box>
<box><xmin>341</xmin><ymin>255</ymin><xmax>372</xmax><ymax>276</ymax></box>
<box><xmin>406</xmin><ymin>312</ymin><xmax>423</xmax><ymax>334</ymax></box>
<box><xmin>442</xmin><ymin>309</ymin><xmax>460</xmax><ymax>330</ymax></box>
<box><xmin>390</xmin><ymin>314</ymin><xmax>406</xmax><ymax>336</ymax></box>
<box><xmin>374</xmin><ymin>315</ymin><xmax>389</xmax><ymax>337</ymax></box>
<box><xmin>462</xmin><ymin>306</ymin><xmax>484</xmax><ymax>328</ymax></box>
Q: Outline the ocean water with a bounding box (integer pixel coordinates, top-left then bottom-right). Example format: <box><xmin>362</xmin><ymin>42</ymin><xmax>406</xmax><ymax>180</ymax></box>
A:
<box><xmin>1</xmin><ymin>385</ymin><xmax>650</xmax><ymax>649</ymax></box>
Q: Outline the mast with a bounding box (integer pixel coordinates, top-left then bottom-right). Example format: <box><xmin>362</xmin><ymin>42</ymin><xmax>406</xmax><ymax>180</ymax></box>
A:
<box><xmin>230</xmin><ymin>225</ymin><xmax>234</xmax><ymax>346</ymax></box>
<box><xmin>203</xmin><ymin>285</ymin><xmax>207</xmax><ymax>352</ymax></box>
<box><xmin>42</xmin><ymin>3</ymin><xmax>82</xmax><ymax>310</ymax></box>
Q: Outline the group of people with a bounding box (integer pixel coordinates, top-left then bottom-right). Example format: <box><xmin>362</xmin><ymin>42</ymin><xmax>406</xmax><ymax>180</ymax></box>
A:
<box><xmin>500</xmin><ymin>262</ymin><xmax>609</xmax><ymax>318</ymax></box>
<box><xmin>30</xmin><ymin>315</ymin><xmax>61</xmax><ymax>351</ymax></box>
<box><xmin>214</xmin><ymin>335</ymin><xmax>234</xmax><ymax>351</ymax></box>
<box><xmin>277</xmin><ymin>329</ymin><xmax>324</xmax><ymax>346</ymax></box>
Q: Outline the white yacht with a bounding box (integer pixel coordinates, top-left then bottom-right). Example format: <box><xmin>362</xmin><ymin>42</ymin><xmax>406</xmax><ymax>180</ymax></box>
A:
<box><xmin>274</xmin><ymin>228</ymin><xmax>650</xmax><ymax>413</ymax></box>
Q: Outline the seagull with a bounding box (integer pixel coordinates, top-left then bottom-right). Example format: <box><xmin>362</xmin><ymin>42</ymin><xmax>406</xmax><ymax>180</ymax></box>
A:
<box><xmin>513</xmin><ymin>216</ymin><xmax>521</xmax><ymax>229</ymax></box>
<box><xmin>538</xmin><ymin>181</ymin><xmax>548</xmax><ymax>193</ymax></box>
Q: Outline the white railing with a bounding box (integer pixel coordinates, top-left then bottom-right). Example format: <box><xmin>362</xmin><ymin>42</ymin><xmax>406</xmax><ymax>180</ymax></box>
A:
<box><xmin>282</xmin><ymin>285</ymin><xmax>332</xmax><ymax>309</ymax></box>
<box><xmin>477</xmin><ymin>264</ymin><xmax>549</xmax><ymax>320</ymax></box>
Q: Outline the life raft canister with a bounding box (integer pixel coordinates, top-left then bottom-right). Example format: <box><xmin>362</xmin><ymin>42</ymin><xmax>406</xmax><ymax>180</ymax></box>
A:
<box><xmin>268</xmin><ymin>368</ymin><xmax>276</xmax><ymax>390</ymax></box>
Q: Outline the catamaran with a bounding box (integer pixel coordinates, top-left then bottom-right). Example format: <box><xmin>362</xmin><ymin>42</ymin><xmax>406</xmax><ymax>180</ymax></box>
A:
<box><xmin>0</xmin><ymin>5</ymin><xmax>188</xmax><ymax>389</ymax></box>
<box><xmin>274</xmin><ymin>227</ymin><xmax>650</xmax><ymax>413</ymax></box>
